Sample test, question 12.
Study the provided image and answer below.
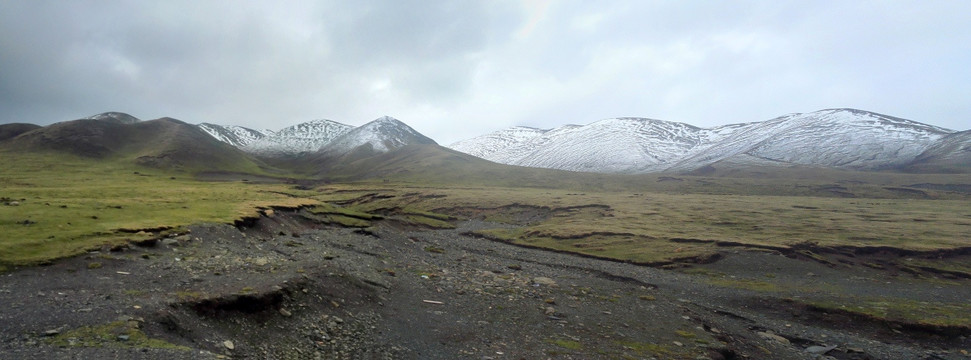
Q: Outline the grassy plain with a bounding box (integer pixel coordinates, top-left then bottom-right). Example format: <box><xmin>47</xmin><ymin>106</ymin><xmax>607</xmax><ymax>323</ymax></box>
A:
<box><xmin>3</xmin><ymin>149</ymin><xmax>970</xmax><ymax>271</ymax></box>
<box><xmin>302</xmin><ymin>184</ymin><xmax>971</xmax><ymax>264</ymax></box>
<box><xmin>0</xmin><ymin>152</ymin><xmax>316</xmax><ymax>267</ymax></box>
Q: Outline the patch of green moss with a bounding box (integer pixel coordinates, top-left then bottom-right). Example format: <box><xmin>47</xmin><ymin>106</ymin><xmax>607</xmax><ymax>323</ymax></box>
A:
<box><xmin>400</xmin><ymin>215</ymin><xmax>455</xmax><ymax>229</ymax></box>
<box><xmin>423</xmin><ymin>246</ymin><xmax>445</xmax><ymax>254</ymax></box>
<box><xmin>803</xmin><ymin>297</ymin><xmax>971</xmax><ymax>327</ymax></box>
<box><xmin>548</xmin><ymin>338</ymin><xmax>582</xmax><ymax>350</ymax></box>
<box><xmin>46</xmin><ymin>320</ymin><xmax>189</xmax><ymax>350</ymax></box>
<box><xmin>310</xmin><ymin>204</ymin><xmax>382</xmax><ymax>220</ymax></box>
<box><xmin>175</xmin><ymin>290</ymin><xmax>205</xmax><ymax>301</ymax></box>
<box><xmin>674</xmin><ymin>330</ymin><xmax>696</xmax><ymax>338</ymax></box>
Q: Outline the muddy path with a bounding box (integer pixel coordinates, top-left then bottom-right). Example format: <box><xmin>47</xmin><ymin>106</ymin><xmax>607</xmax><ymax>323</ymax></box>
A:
<box><xmin>1</xmin><ymin>209</ymin><xmax>969</xmax><ymax>359</ymax></box>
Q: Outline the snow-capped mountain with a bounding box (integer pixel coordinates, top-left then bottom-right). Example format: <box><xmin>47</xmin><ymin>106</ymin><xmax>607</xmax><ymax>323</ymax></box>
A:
<box><xmin>451</xmin><ymin>117</ymin><xmax>726</xmax><ymax>173</ymax></box>
<box><xmin>320</xmin><ymin>116</ymin><xmax>436</xmax><ymax>155</ymax></box>
<box><xmin>669</xmin><ymin>109</ymin><xmax>951</xmax><ymax>171</ymax></box>
<box><xmin>449</xmin><ymin>126</ymin><xmax>548</xmax><ymax>160</ymax></box>
<box><xmin>244</xmin><ymin>120</ymin><xmax>352</xmax><ymax>155</ymax></box>
<box><xmin>197</xmin><ymin>123</ymin><xmax>273</xmax><ymax>148</ymax></box>
<box><xmin>196</xmin><ymin>119</ymin><xmax>353</xmax><ymax>155</ymax></box>
<box><xmin>449</xmin><ymin>109</ymin><xmax>957</xmax><ymax>173</ymax></box>
<box><xmin>82</xmin><ymin>112</ymin><xmax>141</xmax><ymax>124</ymax></box>
<box><xmin>530</xmin><ymin>118</ymin><xmax>709</xmax><ymax>173</ymax></box>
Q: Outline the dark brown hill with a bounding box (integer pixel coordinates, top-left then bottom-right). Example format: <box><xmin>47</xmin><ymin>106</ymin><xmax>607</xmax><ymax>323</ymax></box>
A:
<box><xmin>0</xmin><ymin>123</ymin><xmax>42</xmax><ymax>142</ymax></box>
<box><xmin>0</xmin><ymin>117</ymin><xmax>271</xmax><ymax>173</ymax></box>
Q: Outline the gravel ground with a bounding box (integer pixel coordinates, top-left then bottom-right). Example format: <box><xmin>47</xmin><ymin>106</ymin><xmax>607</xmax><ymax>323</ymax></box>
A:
<box><xmin>1</xmin><ymin>209</ymin><xmax>968</xmax><ymax>359</ymax></box>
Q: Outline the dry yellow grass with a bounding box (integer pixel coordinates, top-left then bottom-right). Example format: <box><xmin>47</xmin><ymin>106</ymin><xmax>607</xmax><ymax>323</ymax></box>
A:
<box><xmin>308</xmin><ymin>184</ymin><xmax>971</xmax><ymax>264</ymax></box>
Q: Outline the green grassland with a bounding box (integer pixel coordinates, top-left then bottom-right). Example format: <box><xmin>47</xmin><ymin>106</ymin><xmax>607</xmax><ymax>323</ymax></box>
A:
<box><xmin>0</xmin><ymin>152</ymin><xmax>316</xmax><ymax>267</ymax></box>
<box><xmin>3</xmin><ymin>148</ymin><xmax>971</xmax><ymax>270</ymax></box>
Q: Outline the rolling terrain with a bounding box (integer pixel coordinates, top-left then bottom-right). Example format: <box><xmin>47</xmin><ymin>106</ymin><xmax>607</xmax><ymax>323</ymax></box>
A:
<box><xmin>0</xmin><ymin>113</ymin><xmax>272</xmax><ymax>174</ymax></box>
<box><xmin>1</xmin><ymin>110</ymin><xmax>970</xmax><ymax>359</ymax></box>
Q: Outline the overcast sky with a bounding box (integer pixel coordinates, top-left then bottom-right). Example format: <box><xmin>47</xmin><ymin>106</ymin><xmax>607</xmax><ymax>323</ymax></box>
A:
<box><xmin>1</xmin><ymin>1</ymin><xmax>968</xmax><ymax>144</ymax></box>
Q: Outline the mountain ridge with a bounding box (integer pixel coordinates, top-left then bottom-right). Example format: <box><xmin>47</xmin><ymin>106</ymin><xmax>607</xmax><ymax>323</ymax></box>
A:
<box><xmin>449</xmin><ymin>108</ymin><xmax>960</xmax><ymax>174</ymax></box>
<box><xmin>0</xmin><ymin>114</ymin><xmax>270</xmax><ymax>173</ymax></box>
<box><xmin>4</xmin><ymin>108</ymin><xmax>966</xmax><ymax>175</ymax></box>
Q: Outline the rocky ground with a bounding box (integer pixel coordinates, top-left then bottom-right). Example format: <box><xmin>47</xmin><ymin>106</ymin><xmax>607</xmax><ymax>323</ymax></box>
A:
<box><xmin>1</xmin><ymin>209</ymin><xmax>969</xmax><ymax>359</ymax></box>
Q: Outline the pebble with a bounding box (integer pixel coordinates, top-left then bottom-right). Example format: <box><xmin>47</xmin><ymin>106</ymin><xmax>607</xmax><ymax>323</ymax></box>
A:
<box><xmin>533</xmin><ymin>277</ymin><xmax>556</xmax><ymax>286</ymax></box>
<box><xmin>757</xmin><ymin>331</ymin><xmax>790</xmax><ymax>345</ymax></box>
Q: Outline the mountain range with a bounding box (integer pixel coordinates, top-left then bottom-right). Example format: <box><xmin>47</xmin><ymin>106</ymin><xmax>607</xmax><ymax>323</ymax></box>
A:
<box><xmin>449</xmin><ymin>108</ymin><xmax>967</xmax><ymax>174</ymax></box>
<box><xmin>1</xmin><ymin>108</ymin><xmax>967</xmax><ymax>175</ymax></box>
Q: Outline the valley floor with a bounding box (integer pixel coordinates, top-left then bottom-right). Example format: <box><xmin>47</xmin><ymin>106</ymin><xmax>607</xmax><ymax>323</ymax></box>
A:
<box><xmin>1</xmin><ymin>210</ymin><xmax>968</xmax><ymax>360</ymax></box>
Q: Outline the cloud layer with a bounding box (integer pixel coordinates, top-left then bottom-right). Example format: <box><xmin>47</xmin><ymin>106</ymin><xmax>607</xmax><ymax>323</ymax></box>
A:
<box><xmin>2</xmin><ymin>0</ymin><xmax>969</xmax><ymax>144</ymax></box>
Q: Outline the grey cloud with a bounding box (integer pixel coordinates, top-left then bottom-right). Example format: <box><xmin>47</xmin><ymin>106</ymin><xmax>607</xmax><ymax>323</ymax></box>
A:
<box><xmin>1</xmin><ymin>0</ymin><xmax>969</xmax><ymax>144</ymax></box>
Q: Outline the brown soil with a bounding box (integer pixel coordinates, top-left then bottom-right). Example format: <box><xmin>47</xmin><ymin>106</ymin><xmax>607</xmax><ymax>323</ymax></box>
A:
<box><xmin>1</xmin><ymin>210</ymin><xmax>969</xmax><ymax>359</ymax></box>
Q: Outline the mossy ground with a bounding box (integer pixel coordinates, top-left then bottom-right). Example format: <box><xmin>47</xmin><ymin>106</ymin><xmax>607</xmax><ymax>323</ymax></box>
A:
<box><xmin>0</xmin><ymin>152</ymin><xmax>315</xmax><ymax>267</ymax></box>
<box><xmin>306</xmin><ymin>184</ymin><xmax>971</xmax><ymax>265</ymax></box>
<box><xmin>800</xmin><ymin>297</ymin><xmax>971</xmax><ymax>328</ymax></box>
<box><xmin>46</xmin><ymin>320</ymin><xmax>190</xmax><ymax>350</ymax></box>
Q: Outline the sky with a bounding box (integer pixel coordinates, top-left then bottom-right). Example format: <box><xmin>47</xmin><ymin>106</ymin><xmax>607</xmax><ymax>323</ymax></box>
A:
<box><xmin>1</xmin><ymin>1</ymin><xmax>969</xmax><ymax>145</ymax></box>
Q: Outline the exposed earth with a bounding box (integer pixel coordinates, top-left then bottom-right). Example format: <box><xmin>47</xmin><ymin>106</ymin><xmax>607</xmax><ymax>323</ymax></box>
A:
<box><xmin>1</xmin><ymin>209</ymin><xmax>969</xmax><ymax>359</ymax></box>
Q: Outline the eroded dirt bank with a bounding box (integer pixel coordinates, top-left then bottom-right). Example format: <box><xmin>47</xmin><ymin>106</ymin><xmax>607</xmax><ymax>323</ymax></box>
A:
<box><xmin>1</xmin><ymin>210</ymin><xmax>969</xmax><ymax>359</ymax></box>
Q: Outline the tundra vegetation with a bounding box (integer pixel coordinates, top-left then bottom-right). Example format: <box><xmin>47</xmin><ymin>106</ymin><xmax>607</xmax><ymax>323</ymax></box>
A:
<box><xmin>2</xmin><ymin>148</ymin><xmax>970</xmax><ymax>342</ymax></box>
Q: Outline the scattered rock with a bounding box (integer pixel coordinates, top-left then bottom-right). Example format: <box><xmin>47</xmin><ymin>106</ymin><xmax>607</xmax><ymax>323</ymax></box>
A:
<box><xmin>805</xmin><ymin>344</ymin><xmax>837</xmax><ymax>354</ymax></box>
<box><xmin>43</xmin><ymin>329</ymin><xmax>60</xmax><ymax>337</ymax></box>
<box><xmin>117</xmin><ymin>335</ymin><xmax>130</xmax><ymax>341</ymax></box>
<box><xmin>756</xmin><ymin>331</ymin><xmax>790</xmax><ymax>345</ymax></box>
<box><xmin>279</xmin><ymin>308</ymin><xmax>292</xmax><ymax>317</ymax></box>
<box><xmin>532</xmin><ymin>277</ymin><xmax>556</xmax><ymax>286</ymax></box>
<box><xmin>223</xmin><ymin>340</ymin><xmax>235</xmax><ymax>350</ymax></box>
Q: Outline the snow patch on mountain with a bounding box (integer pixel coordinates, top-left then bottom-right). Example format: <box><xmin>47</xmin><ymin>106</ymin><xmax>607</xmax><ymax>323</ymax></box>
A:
<box><xmin>449</xmin><ymin>126</ymin><xmax>547</xmax><ymax>160</ymax></box>
<box><xmin>197</xmin><ymin>123</ymin><xmax>273</xmax><ymax>148</ymax></box>
<box><xmin>244</xmin><ymin>119</ymin><xmax>352</xmax><ymax>155</ymax></box>
<box><xmin>670</xmin><ymin>108</ymin><xmax>952</xmax><ymax>171</ymax></box>
<box><xmin>449</xmin><ymin>109</ymin><xmax>957</xmax><ymax>173</ymax></box>
<box><xmin>321</xmin><ymin>116</ymin><xmax>436</xmax><ymax>155</ymax></box>
<box><xmin>450</xmin><ymin>118</ymin><xmax>709</xmax><ymax>173</ymax></box>
<box><xmin>83</xmin><ymin>112</ymin><xmax>141</xmax><ymax>124</ymax></box>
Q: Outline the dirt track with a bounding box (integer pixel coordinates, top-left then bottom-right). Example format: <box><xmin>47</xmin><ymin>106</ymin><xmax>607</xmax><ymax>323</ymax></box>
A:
<box><xmin>1</xmin><ymin>209</ymin><xmax>968</xmax><ymax>359</ymax></box>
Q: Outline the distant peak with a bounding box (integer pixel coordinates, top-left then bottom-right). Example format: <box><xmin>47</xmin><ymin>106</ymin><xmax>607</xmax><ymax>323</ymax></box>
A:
<box><xmin>83</xmin><ymin>112</ymin><xmax>141</xmax><ymax>124</ymax></box>
<box><xmin>304</xmin><ymin>118</ymin><xmax>342</xmax><ymax>125</ymax></box>
<box><xmin>374</xmin><ymin>115</ymin><xmax>400</xmax><ymax>123</ymax></box>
